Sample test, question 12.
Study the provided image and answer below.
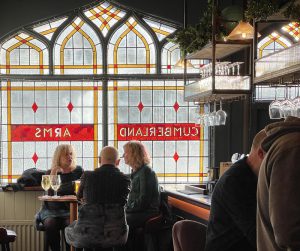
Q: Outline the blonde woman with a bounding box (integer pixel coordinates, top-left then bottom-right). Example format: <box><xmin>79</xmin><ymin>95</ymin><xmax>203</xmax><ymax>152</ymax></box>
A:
<box><xmin>37</xmin><ymin>144</ymin><xmax>83</xmax><ymax>251</ymax></box>
<box><xmin>123</xmin><ymin>141</ymin><xmax>160</xmax><ymax>250</ymax></box>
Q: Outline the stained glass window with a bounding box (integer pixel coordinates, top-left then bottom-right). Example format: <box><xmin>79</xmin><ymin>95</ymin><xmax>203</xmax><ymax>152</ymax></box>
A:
<box><xmin>0</xmin><ymin>33</ymin><xmax>49</xmax><ymax>74</ymax></box>
<box><xmin>282</xmin><ymin>22</ymin><xmax>300</xmax><ymax>41</ymax></box>
<box><xmin>143</xmin><ymin>18</ymin><xmax>176</xmax><ymax>41</ymax></box>
<box><xmin>32</xmin><ymin>17</ymin><xmax>68</xmax><ymax>40</ymax></box>
<box><xmin>257</xmin><ymin>32</ymin><xmax>292</xmax><ymax>58</ymax></box>
<box><xmin>0</xmin><ymin>80</ymin><xmax>102</xmax><ymax>183</ymax></box>
<box><xmin>161</xmin><ymin>41</ymin><xmax>206</xmax><ymax>74</ymax></box>
<box><xmin>84</xmin><ymin>1</ymin><xmax>126</xmax><ymax>37</ymax></box>
<box><xmin>107</xmin><ymin>17</ymin><xmax>156</xmax><ymax>74</ymax></box>
<box><xmin>54</xmin><ymin>17</ymin><xmax>103</xmax><ymax>74</ymax></box>
<box><xmin>107</xmin><ymin>80</ymin><xmax>209</xmax><ymax>183</ymax></box>
<box><xmin>0</xmin><ymin>0</ymin><xmax>209</xmax><ymax>184</ymax></box>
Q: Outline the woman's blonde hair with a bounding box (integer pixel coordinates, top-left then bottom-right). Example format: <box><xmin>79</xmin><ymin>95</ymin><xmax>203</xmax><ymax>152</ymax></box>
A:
<box><xmin>51</xmin><ymin>144</ymin><xmax>77</xmax><ymax>170</ymax></box>
<box><xmin>123</xmin><ymin>141</ymin><xmax>150</xmax><ymax>169</ymax></box>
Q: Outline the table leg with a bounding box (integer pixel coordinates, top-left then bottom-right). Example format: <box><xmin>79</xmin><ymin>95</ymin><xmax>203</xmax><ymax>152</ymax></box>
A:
<box><xmin>69</xmin><ymin>202</ymin><xmax>78</xmax><ymax>251</ymax></box>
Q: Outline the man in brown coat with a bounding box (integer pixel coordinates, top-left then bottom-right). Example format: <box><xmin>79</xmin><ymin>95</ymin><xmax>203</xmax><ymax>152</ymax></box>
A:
<box><xmin>257</xmin><ymin>116</ymin><xmax>300</xmax><ymax>250</ymax></box>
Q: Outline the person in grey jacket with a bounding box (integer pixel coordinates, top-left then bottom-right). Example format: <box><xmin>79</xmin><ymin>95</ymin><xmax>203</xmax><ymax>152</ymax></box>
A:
<box><xmin>257</xmin><ymin>116</ymin><xmax>300</xmax><ymax>251</ymax></box>
<box><xmin>123</xmin><ymin>141</ymin><xmax>160</xmax><ymax>250</ymax></box>
<box><xmin>65</xmin><ymin>146</ymin><xmax>130</xmax><ymax>250</ymax></box>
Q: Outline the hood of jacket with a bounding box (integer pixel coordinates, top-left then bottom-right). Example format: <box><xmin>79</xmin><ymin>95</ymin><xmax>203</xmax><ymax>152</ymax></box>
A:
<box><xmin>262</xmin><ymin>116</ymin><xmax>300</xmax><ymax>152</ymax></box>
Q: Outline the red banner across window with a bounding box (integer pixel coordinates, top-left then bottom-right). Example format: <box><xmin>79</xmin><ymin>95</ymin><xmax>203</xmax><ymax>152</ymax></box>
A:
<box><xmin>117</xmin><ymin>123</ymin><xmax>200</xmax><ymax>141</ymax></box>
<box><xmin>11</xmin><ymin>124</ymin><xmax>94</xmax><ymax>141</ymax></box>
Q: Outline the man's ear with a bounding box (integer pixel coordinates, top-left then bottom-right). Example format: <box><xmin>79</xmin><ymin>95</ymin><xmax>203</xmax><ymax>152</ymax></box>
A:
<box><xmin>116</xmin><ymin>159</ymin><xmax>120</xmax><ymax>166</ymax></box>
<box><xmin>258</xmin><ymin>147</ymin><xmax>265</xmax><ymax>160</ymax></box>
<box><xmin>99</xmin><ymin>157</ymin><xmax>102</xmax><ymax>166</ymax></box>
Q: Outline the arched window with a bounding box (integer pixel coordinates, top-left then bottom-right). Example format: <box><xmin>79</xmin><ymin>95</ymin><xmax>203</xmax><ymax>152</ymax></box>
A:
<box><xmin>257</xmin><ymin>32</ymin><xmax>292</xmax><ymax>58</ymax></box>
<box><xmin>54</xmin><ymin>17</ymin><xmax>102</xmax><ymax>74</ymax></box>
<box><xmin>143</xmin><ymin>18</ymin><xmax>176</xmax><ymax>41</ymax></box>
<box><xmin>0</xmin><ymin>33</ymin><xmax>49</xmax><ymax>74</ymax></box>
<box><xmin>84</xmin><ymin>1</ymin><xmax>126</xmax><ymax>37</ymax></box>
<box><xmin>161</xmin><ymin>41</ymin><xmax>206</xmax><ymax>74</ymax></box>
<box><xmin>32</xmin><ymin>17</ymin><xmax>68</xmax><ymax>40</ymax></box>
<box><xmin>282</xmin><ymin>22</ymin><xmax>300</xmax><ymax>41</ymax></box>
<box><xmin>107</xmin><ymin>17</ymin><xmax>156</xmax><ymax>74</ymax></box>
<box><xmin>0</xmin><ymin>1</ymin><xmax>208</xmax><ymax>184</ymax></box>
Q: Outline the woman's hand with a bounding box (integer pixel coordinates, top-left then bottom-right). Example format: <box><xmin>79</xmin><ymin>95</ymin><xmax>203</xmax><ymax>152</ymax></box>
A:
<box><xmin>50</xmin><ymin>166</ymin><xmax>62</xmax><ymax>175</ymax></box>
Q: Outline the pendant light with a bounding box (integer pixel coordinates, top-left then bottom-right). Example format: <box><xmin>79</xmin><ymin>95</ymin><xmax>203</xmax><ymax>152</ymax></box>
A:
<box><xmin>227</xmin><ymin>20</ymin><xmax>260</xmax><ymax>40</ymax></box>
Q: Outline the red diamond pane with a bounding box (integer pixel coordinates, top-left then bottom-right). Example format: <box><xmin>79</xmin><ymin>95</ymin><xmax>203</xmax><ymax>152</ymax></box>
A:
<box><xmin>173</xmin><ymin>101</ymin><xmax>180</xmax><ymax>112</ymax></box>
<box><xmin>32</xmin><ymin>102</ymin><xmax>38</xmax><ymax>113</ymax></box>
<box><xmin>173</xmin><ymin>152</ymin><xmax>179</xmax><ymax>162</ymax></box>
<box><xmin>137</xmin><ymin>102</ymin><xmax>144</xmax><ymax>112</ymax></box>
<box><xmin>67</xmin><ymin>102</ymin><xmax>74</xmax><ymax>112</ymax></box>
<box><xmin>32</xmin><ymin>153</ymin><xmax>38</xmax><ymax>164</ymax></box>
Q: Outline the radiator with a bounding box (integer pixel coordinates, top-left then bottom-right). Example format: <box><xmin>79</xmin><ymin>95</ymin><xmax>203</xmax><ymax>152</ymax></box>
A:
<box><xmin>0</xmin><ymin>221</ymin><xmax>44</xmax><ymax>251</ymax></box>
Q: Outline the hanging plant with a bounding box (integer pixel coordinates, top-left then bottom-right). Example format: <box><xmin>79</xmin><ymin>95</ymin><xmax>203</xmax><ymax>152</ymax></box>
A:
<box><xmin>245</xmin><ymin>0</ymin><xmax>279</xmax><ymax>21</ymax></box>
<box><xmin>283</xmin><ymin>0</ymin><xmax>300</xmax><ymax>22</ymax></box>
<box><xmin>169</xmin><ymin>0</ymin><xmax>225</xmax><ymax>54</ymax></box>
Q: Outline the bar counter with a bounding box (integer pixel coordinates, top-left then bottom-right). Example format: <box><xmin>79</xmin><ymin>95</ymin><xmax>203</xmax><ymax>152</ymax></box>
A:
<box><xmin>162</xmin><ymin>184</ymin><xmax>211</xmax><ymax>224</ymax></box>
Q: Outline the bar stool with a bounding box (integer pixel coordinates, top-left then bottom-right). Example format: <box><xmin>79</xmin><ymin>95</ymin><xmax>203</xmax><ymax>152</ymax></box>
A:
<box><xmin>132</xmin><ymin>213</ymin><xmax>164</xmax><ymax>251</ymax></box>
<box><xmin>0</xmin><ymin>228</ymin><xmax>16</xmax><ymax>251</ymax></box>
<box><xmin>172</xmin><ymin>220</ymin><xmax>207</xmax><ymax>251</ymax></box>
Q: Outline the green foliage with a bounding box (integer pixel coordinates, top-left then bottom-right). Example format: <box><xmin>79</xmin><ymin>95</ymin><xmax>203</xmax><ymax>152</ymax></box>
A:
<box><xmin>245</xmin><ymin>0</ymin><xmax>278</xmax><ymax>21</ymax></box>
<box><xmin>283</xmin><ymin>0</ymin><xmax>300</xmax><ymax>22</ymax></box>
<box><xmin>169</xmin><ymin>0</ymin><xmax>225</xmax><ymax>54</ymax></box>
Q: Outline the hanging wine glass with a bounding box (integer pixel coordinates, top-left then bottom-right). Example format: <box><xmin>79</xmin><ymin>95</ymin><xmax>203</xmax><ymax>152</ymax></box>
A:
<box><xmin>280</xmin><ymin>86</ymin><xmax>295</xmax><ymax>118</ymax></box>
<box><xmin>269</xmin><ymin>86</ymin><xmax>282</xmax><ymax>119</ymax></box>
<box><xmin>216</xmin><ymin>99</ymin><xmax>227</xmax><ymax>125</ymax></box>
<box><xmin>293</xmin><ymin>83</ymin><xmax>300</xmax><ymax>117</ymax></box>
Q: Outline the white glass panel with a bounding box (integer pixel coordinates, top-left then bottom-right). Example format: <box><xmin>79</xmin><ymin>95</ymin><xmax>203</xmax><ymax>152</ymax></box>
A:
<box><xmin>47</xmin><ymin>107</ymin><xmax>58</xmax><ymax>124</ymax></box>
<box><xmin>74</xmin><ymin>49</ymin><xmax>84</xmax><ymax>65</ymax></box>
<box><xmin>128</xmin><ymin>90</ymin><xmax>140</xmax><ymax>106</ymax></box>
<box><xmin>153</xmin><ymin>90</ymin><xmax>164</xmax><ymax>106</ymax></box>
<box><xmin>84</xmin><ymin>49</ymin><xmax>93</xmax><ymax>65</ymax></box>
<box><xmin>59</xmin><ymin>108</ymin><xmax>71</xmax><ymax>123</ymax></box>
<box><xmin>12</xmin><ymin>142</ymin><xmax>24</xmax><ymax>158</ymax></box>
<box><xmin>153</xmin><ymin>107</ymin><xmax>164</xmax><ymax>123</ymax></box>
<box><xmin>153</xmin><ymin>141</ymin><xmax>165</xmax><ymax>157</ymax></box>
<box><xmin>47</xmin><ymin>92</ymin><xmax>59</xmax><ymax>107</ymax></box>
<box><xmin>140</xmin><ymin>107</ymin><xmax>152</xmax><ymax>123</ymax></box>
<box><xmin>83</xmin><ymin>91</ymin><xmax>94</xmax><ymax>106</ymax></box>
<box><xmin>118</xmin><ymin>107</ymin><xmax>129</xmax><ymax>123</ymax></box>
<box><xmin>82</xmin><ymin>108</ymin><xmax>94</xmax><ymax>123</ymax></box>
<box><xmin>136</xmin><ymin>48</ymin><xmax>146</xmax><ymax>64</ymax></box>
<box><xmin>117</xmin><ymin>90</ymin><xmax>129</xmax><ymax>106</ymax></box>
<box><xmin>10</xmin><ymin>50</ymin><xmax>20</xmax><ymax>65</ymax></box>
<box><xmin>127</xmin><ymin>48</ymin><xmax>136</xmax><ymax>64</ymax></box>
<box><xmin>129</xmin><ymin>107</ymin><xmax>140</xmax><ymax>123</ymax></box>
<box><xmin>83</xmin><ymin>141</ymin><xmax>94</xmax><ymax>157</ymax></box>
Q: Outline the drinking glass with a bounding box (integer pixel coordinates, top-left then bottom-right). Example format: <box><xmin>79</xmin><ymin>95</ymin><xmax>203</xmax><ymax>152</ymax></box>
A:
<box><xmin>269</xmin><ymin>87</ymin><xmax>282</xmax><ymax>119</ymax></box>
<box><xmin>280</xmin><ymin>87</ymin><xmax>295</xmax><ymax>118</ymax></box>
<box><xmin>216</xmin><ymin>99</ymin><xmax>227</xmax><ymax>125</ymax></box>
<box><xmin>293</xmin><ymin>96</ymin><xmax>300</xmax><ymax>117</ymax></box>
<box><xmin>41</xmin><ymin>175</ymin><xmax>51</xmax><ymax>197</ymax></box>
<box><xmin>50</xmin><ymin>175</ymin><xmax>61</xmax><ymax>198</ymax></box>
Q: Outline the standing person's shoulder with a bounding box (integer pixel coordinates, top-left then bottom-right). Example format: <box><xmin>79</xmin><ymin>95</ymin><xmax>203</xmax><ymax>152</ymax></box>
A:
<box><xmin>118</xmin><ymin>170</ymin><xmax>131</xmax><ymax>182</ymax></box>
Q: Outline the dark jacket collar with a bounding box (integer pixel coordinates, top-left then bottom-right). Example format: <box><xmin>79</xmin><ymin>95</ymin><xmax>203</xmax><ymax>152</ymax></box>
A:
<box><xmin>95</xmin><ymin>164</ymin><xmax>119</xmax><ymax>172</ymax></box>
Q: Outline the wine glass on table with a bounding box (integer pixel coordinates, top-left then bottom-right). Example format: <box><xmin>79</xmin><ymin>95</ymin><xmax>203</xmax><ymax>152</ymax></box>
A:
<box><xmin>50</xmin><ymin>175</ymin><xmax>61</xmax><ymax>198</ymax></box>
<box><xmin>41</xmin><ymin>175</ymin><xmax>51</xmax><ymax>197</ymax></box>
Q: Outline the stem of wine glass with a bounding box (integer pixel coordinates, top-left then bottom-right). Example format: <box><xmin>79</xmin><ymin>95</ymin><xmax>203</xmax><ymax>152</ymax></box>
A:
<box><xmin>54</xmin><ymin>190</ymin><xmax>58</xmax><ymax>197</ymax></box>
